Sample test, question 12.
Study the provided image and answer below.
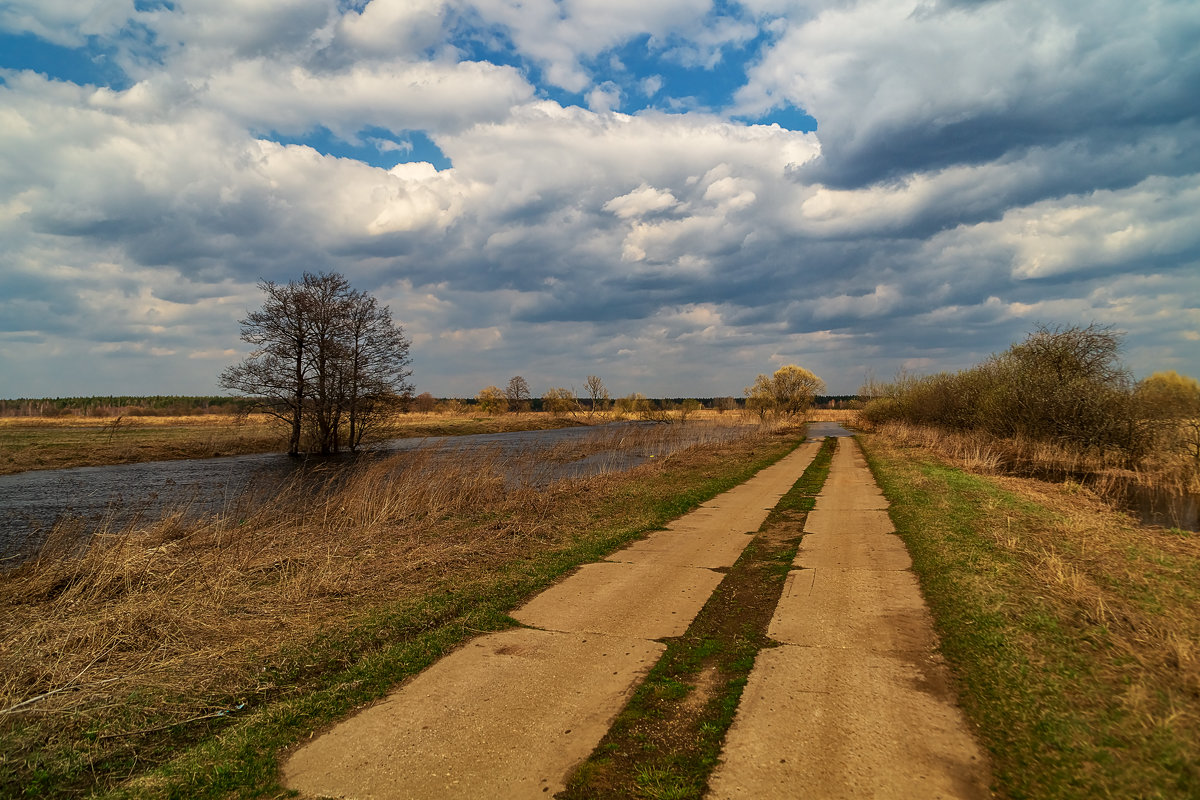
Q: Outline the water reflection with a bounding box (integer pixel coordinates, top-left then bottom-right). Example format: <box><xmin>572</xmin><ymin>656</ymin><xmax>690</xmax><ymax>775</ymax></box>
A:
<box><xmin>0</xmin><ymin>422</ymin><xmax>750</xmax><ymax>563</ymax></box>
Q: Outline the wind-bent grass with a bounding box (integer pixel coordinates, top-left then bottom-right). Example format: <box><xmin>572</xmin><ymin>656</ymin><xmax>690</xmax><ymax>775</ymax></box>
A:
<box><xmin>861</xmin><ymin>432</ymin><xmax>1200</xmax><ymax>799</ymax></box>
<box><xmin>0</xmin><ymin>419</ymin><xmax>803</xmax><ymax>799</ymax></box>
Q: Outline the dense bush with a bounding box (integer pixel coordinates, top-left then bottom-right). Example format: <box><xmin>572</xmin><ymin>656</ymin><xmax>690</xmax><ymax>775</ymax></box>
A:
<box><xmin>862</xmin><ymin>325</ymin><xmax>1144</xmax><ymax>455</ymax></box>
<box><xmin>1136</xmin><ymin>371</ymin><xmax>1200</xmax><ymax>465</ymax></box>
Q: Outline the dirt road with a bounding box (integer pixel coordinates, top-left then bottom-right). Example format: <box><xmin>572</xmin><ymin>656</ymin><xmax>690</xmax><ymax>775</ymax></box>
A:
<box><xmin>707</xmin><ymin>438</ymin><xmax>991</xmax><ymax>799</ymax></box>
<box><xmin>283</xmin><ymin>435</ymin><xmax>992</xmax><ymax>798</ymax></box>
<box><xmin>283</xmin><ymin>441</ymin><xmax>824</xmax><ymax>799</ymax></box>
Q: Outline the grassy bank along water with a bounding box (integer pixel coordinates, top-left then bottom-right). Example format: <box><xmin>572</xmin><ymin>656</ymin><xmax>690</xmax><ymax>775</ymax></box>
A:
<box><xmin>0</xmin><ymin>421</ymin><xmax>804</xmax><ymax>799</ymax></box>
<box><xmin>0</xmin><ymin>411</ymin><xmax>598</xmax><ymax>476</ymax></box>
<box><xmin>860</xmin><ymin>433</ymin><xmax>1199</xmax><ymax>799</ymax></box>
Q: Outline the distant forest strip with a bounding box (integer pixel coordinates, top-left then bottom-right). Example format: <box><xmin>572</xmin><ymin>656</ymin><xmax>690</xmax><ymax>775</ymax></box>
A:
<box><xmin>1</xmin><ymin>395</ymin><xmax>863</xmax><ymax>418</ymax></box>
<box><xmin>0</xmin><ymin>396</ymin><xmax>255</xmax><ymax>417</ymax></box>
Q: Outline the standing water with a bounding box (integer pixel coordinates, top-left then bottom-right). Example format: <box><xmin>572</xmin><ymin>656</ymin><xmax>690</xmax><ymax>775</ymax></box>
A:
<box><xmin>0</xmin><ymin>422</ymin><xmax>755</xmax><ymax>564</ymax></box>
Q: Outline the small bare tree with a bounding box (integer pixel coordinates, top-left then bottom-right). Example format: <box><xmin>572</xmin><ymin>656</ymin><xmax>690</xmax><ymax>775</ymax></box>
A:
<box><xmin>678</xmin><ymin>398</ymin><xmax>702</xmax><ymax>423</ymax></box>
<box><xmin>505</xmin><ymin>376</ymin><xmax>531</xmax><ymax>414</ymax></box>
<box><xmin>583</xmin><ymin>375</ymin><xmax>610</xmax><ymax>419</ymax></box>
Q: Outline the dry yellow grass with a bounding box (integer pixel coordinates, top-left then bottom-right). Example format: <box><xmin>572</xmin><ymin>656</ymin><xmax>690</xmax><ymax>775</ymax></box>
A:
<box><xmin>0</xmin><ymin>419</ymin><xmax>793</xmax><ymax>797</ymax></box>
<box><xmin>869</xmin><ymin>420</ymin><xmax>1200</xmax><ymax>518</ymax></box>
<box><xmin>806</xmin><ymin>408</ymin><xmax>861</xmax><ymax>424</ymax></box>
<box><xmin>0</xmin><ymin>414</ymin><xmax>287</xmax><ymax>476</ymax></box>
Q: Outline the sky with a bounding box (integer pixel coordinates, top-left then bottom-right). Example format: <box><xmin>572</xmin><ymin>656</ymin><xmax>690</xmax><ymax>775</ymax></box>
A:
<box><xmin>1</xmin><ymin>0</ymin><xmax>1198</xmax><ymax>399</ymax></box>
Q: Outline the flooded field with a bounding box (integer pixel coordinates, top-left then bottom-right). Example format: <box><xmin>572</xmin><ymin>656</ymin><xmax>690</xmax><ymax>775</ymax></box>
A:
<box><xmin>0</xmin><ymin>421</ymin><xmax>757</xmax><ymax>564</ymax></box>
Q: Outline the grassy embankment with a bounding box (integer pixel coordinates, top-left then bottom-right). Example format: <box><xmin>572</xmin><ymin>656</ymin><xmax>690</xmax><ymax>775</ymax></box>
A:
<box><xmin>0</xmin><ymin>419</ymin><xmax>801</xmax><ymax>799</ymax></box>
<box><xmin>861</xmin><ymin>432</ymin><xmax>1199</xmax><ymax>799</ymax></box>
<box><xmin>0</xmin><ymin>412</ymin><xmax>592</xmax><ymax>476</ymax></box>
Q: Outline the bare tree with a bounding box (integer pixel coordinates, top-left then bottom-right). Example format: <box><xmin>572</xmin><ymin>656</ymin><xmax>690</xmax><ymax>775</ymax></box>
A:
<box><xmin>220</xmin><ymin>271</ymin><xmax>412</xmax><ymax>455</ymax></box>
<box><xmin>505</xmin><ymin>376</ymin><xmax>531</xmax><ymax>414</ymax></box>
<box><xmin>219</xmin><ymin>279</ymin><xmax>309</xmax><ymax>455</ymax></box>
<box><xmin>583</xmin><ymin>375</ymin><xmax>609</xmax><ymax>419</ymax></box>
<box><xmin>678</xmin><ymin>398</ymin><xmax>702</xmax><ymax>423</ymax></box>
<box><xmin>341</xmin><ymin>290</ymin><xmax>413</xmax><ymax>451</ymax></box>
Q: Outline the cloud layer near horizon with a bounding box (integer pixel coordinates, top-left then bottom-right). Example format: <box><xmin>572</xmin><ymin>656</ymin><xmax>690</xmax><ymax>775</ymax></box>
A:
<box><xmin>1</xmin><ymin>0</ymin><xmax>1197</xmax><ymax>397</ymax></box>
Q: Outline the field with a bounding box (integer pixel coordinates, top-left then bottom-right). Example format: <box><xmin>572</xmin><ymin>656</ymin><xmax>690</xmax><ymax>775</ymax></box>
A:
<box><xmin>0</xmin><ymin>411</ymin><xmax>601</xmax><ymax>477</ymax></box>
<box><xmin>0</xmin><ymin>419</ymin><xmax>795</xmax><ymax>798</ymax></box>
<box><xmin>3</xmin><ymin>408</ymin><xmax>1196</xmax><ymax>798</ymax></box>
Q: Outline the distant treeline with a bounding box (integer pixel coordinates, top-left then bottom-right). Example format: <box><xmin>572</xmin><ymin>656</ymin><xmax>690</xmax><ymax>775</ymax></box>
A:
<box><xmin>1</xmin><ymin>394</ymin><xmax>863</xmax><ymax>418</ymax></box>
<box><xmin>447</xmin><ymin>394</ymin><xmax>860</xmax><ymax>412</ymax></box>
<box><xmin>0</xmin><ymin>396</ymin><xmax>255</xmax><ymax>417</ymax></box>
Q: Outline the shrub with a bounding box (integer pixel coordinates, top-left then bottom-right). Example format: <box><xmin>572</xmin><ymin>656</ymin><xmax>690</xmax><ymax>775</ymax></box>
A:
<box><xmin>861</xmin><ymin>324</ymin><xmax>1142</xmax><ymax>456</ymax></box>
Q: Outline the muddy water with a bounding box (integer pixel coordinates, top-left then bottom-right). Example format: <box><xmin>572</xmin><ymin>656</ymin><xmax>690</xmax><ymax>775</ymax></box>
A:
<box><xmin>0</xmin><ymin>427</ymin><xmax>596</xmax><ymax>564</ymax></box>
<box><xmin>806</xmin><ymin>421</ymin><xmax>856</xmax><ymax>438</ymax></box>
<box><xmin>1123</xmin><ymin>484</ymin><xmax>1200</xmax><ymax>531</ymax></box>
<box><xmin>0</xmin><ymin>423</ymin><xmax>751</xmax><ymax>565</ymax></box>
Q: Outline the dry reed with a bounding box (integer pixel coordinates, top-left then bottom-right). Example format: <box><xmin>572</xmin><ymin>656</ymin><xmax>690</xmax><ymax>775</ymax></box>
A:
<box><xmin>871</xmin><ymin>420</ymin><xmax>1200</xmax><ymax>528</ymax></box>
<box><xmin>0</xmin><ymin>418</ymin><xmax>778</xmax><ymax>790</ymax></box>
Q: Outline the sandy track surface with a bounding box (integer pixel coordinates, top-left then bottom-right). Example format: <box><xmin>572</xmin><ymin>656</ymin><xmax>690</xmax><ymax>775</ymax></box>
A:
<box><xmin>707</xmin><ymin>438</ymin><xmax>992</xmax><ymax>799</ymax></box>
<box><xmin>282</xmin><ymin>442</ymin><xmax>824</xmax><ymax>799</ymax></box>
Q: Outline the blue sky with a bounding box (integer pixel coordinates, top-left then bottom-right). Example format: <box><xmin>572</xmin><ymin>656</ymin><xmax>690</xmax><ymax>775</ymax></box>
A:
<box><xmin>1</xmin><ymin>0</ymin><xmax>1198</xmax><ymax>398</ymax></box>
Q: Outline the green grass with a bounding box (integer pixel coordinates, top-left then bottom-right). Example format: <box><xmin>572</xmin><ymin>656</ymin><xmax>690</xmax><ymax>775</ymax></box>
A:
<box><xmin>860</xmin><ymin>434</ymin><xmax>1200</xmax><ymax>800</ymax></box>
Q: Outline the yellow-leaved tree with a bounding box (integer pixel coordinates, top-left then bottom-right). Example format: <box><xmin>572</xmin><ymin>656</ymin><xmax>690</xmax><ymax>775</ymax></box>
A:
<box><xmin>744</xmin><ymin>365</ymin><xmax>825</xmax><ymax>421</ymax></box>
<box><xmin>1137</xmin><ymin>370</ymin><xmax>1200</xmax><ymax>464</ymax></box>
<box><xmin>476</xmin><ymin>385</ymin><xmax>506</xmax><ymax>415</ymax></box>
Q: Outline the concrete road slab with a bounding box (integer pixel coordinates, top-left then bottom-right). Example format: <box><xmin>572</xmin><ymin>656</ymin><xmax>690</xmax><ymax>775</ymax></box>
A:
<box><xmin>512</xmin><ymin>561</ymin><xmax>725</xmax><ymax>639</ymax></box>
<box><xmin>803</xmin><ymin>508</ymin><xmax>894</xmax><ymax>536</ymax></box>
<box><xmin>284</xmin><ymin>628</ymin><xmax>663</xmax><ymax>800</ymax></box>
<box><xmin>707</xmin><ymin>647</ymin><xmax>991</xmax><ymax>800</ymax></box>
<box><xmin>282</xmin><ymin>437</ymin><xmax>828</xmax><ymax>799</ymax></box>
<box><xmin>607</xmin><ymin>529</ymin><xmax>754</xmax><ymax>569</ymax></box>
<box><xmin>794</xmin><ymin>532</ymin><xmax>912</xmax><ymax>570</ymax></box>
<box><xmin>711</xmin><ymin>437</ymin><xmax>989</xmax><ymax>798</ymax></box>
<box><xmin>768</xmin><ymin>568</ymin><xmax>935</xmax><ymax>652</ymax></box>
<box><xmin>656</xmin><ymin>440</ymin><xmax>825</xmax><ymax>532</ymax></box>
<box><xmin>815</xmin><ymin>483</ymin><xmax>889</xmax><ymax>510</ymax></box>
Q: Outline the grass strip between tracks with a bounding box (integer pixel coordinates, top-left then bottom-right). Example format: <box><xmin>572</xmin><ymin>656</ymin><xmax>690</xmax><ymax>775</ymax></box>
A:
<box><xmin>559</xmin><ymin>436</ymin><xmax>837</xmax><ymax>800</ymax></box>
